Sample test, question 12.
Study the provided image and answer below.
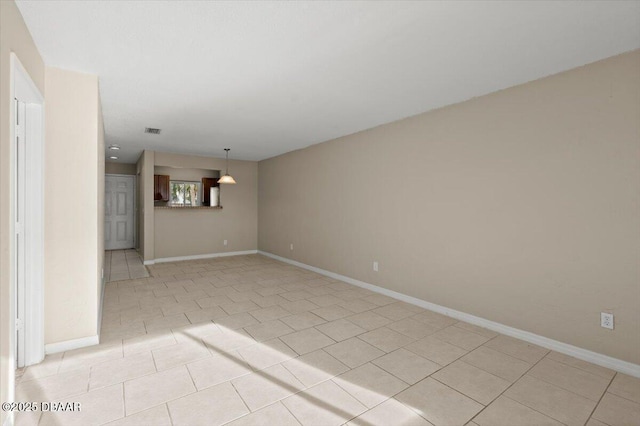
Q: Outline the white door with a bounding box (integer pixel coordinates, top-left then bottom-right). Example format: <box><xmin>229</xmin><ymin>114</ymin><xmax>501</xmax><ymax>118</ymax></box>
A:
<box><xmin>12</xmin><ymin>54</ymin><xmax>45</xmax><ymax>371</ymax></box>
<box><xmin>105</xmin><ymin>175</ymin><xmax>135</xmax><ymax>250</ymax></box>
<box><xmin>15</xmin><ymin>100</ymin><xmax>26</xmax><ymax>367</ymax></box>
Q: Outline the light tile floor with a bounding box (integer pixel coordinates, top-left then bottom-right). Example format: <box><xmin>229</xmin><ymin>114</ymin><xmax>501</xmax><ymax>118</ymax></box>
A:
<box><xmin>104</xmin><ymin>249</ymin><xmax>149</xmax><ymax>282</ymax></box>
<box><xmin>14</xmin><ymin>255</ymin><xmax>640</xmax><ymax>426</ymax></box>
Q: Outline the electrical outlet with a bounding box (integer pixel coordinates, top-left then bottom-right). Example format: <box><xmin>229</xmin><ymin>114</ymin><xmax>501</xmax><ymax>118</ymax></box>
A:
<box><xmin>601</xmin><ymin>312</ymin><xmax>614</xmax><ymax>330</ymax></box>
<box><xmin>223</xmin><ymin>240</ymin><xmax>228</xmax><ymax>246</ymax></box>
<box><xmin>373</xmin><ymin>261</ymin><xmax>379</xmax><ymax>272</ymax></box>
<box><xmin>290</xmin><ymin>243</ymin><xmax>294</xmax><ymax>251</ymax></box>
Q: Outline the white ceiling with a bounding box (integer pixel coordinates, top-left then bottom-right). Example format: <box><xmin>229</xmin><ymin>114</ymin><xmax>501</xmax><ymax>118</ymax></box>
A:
<box><xmin>16</xmin><ymin>1</ymin><xmax>640</xmax><ymax>163</ymax></box>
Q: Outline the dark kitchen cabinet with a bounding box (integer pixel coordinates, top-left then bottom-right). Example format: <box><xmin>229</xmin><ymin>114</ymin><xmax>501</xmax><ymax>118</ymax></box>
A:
<box><xmin>154</xmin><ymin>174</ymin><xmax>170</xmax><ymax>201</ymax></box>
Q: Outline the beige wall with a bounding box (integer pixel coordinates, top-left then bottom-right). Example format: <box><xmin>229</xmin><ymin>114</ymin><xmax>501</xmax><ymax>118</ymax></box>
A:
<box><xmin>143</xmin><ymin>151</ymin><xmax>155</xmax><ymax>261</ymax></box>
<box><xmin>137</xmin><ymin>150</ymin><xmax>156</xmax><ymax>261</ymax></box>
<box><xmin>151</xmin><ymin>151</ymin><xmax>258</xmax><ymax>260</ymax></box>
<box><xmin>0</xmin><ymin>1</ymin><xmax>45</xmax><ymax>420</ymax></box>
<box><xmin>105</xmin><ymin>162</ymin><xmax>136</xmax><ymax>175</ymax></box>
<box><xmin>45</xmin><ymin>67</ymin><xmax>102</xmax><ymax>345</ymax></box>
<box><xmin>136</xmin><ymin>155</ymin><xmax>145</xmax><ymax>255</ymax></box>
<box><xmin>259</xmin><ymin>50</ymin><xmax>640</xmax><ymax>364</ymax></box>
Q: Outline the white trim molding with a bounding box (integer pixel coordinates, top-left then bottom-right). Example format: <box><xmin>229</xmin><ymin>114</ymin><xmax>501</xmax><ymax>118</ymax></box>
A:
<box><xmin>258</xmin><ymin>250</ymin><xmax>640</xmax><ymax>378</ymax></box>
<box><xmin>147</xmin><ymin>250</ymin><xmax>258</xmax><ymax>265</ymax></box>
<box><xmin>45</xmin><ymin>335</ymin><xmax>99</xmax><ymax>355</ymax></box>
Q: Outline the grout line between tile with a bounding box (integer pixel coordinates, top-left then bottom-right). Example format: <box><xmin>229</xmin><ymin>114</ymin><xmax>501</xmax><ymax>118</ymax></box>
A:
<box><xmin>585</xmin><ymin>372</ymin><xmax>617</xmax><ymax>424</ymax></box>
<box><xmin>120</xmin><ymin>381</ymin><xmax>127</xmax><ymax>420</ymax></box>
<box><xmin>229</xmin><ymin>380</ymin><xmax>252</xmax><ymax>414</ymax></box>
<box><xmin>605</xmin><ymin>388</ymin><xmax>640</xmax><ymax>405</ymax></box>
<box><xmin>524</xmin><ymin>361</ymin><xmax>614</xmax><ymax>401</ymax></box>
<box><xmin>279</xmin><ymin>401</ymin><xmax>304</xmax><ymax>426</ymax></box>
<box><xmin>466</xmin><ymin>347</ymin><xmax>566</xmax><ymax>425</ymax></box>
<box><xmin>165</xmin><ymin>402</ymin><xmax>175</xmax><ymax>426</ymax></box>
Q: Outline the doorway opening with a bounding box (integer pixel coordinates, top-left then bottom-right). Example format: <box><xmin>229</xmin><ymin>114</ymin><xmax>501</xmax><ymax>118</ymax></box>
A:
<box><xmin>104</xmin><ymin>173</ymin><xmax>147</xmax><ymax>281</ymax></box>
<box><xmin>104</xmin><ymin>174</ymin><xmax>136</xmax><ymax>250</ymax></box>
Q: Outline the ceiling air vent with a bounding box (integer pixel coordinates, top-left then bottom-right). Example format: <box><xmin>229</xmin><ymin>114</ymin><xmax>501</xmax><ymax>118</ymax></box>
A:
<box><xmin>144</xmin><ymin>127</ymin><xmax>161</xmax><ymax>134</ymax></box>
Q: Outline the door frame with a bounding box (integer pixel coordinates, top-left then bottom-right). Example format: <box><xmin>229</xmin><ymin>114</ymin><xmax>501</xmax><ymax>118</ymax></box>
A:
<box><xmin>105</xmin><ymin>173</ymin><xmax>137</xmax><ymax>250</ymax></box>
<box><xmin>10</xmin><ymin>52</ymin><xmax>45</xmax><ymax>377</ymax></box>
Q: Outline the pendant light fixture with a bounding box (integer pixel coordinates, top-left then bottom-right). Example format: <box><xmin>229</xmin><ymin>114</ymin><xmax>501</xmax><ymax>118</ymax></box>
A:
<box><xmin>218</xmin><ymin>148</ymin><xmax>237</xmax><ymax>184</ymax></box>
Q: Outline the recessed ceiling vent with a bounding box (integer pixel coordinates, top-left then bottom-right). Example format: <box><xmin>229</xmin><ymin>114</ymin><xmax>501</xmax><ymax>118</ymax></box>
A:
<box><xmin>144</xmin><ymin>127</ymin><xmax>161</xmax><ymax>134</ymax></box>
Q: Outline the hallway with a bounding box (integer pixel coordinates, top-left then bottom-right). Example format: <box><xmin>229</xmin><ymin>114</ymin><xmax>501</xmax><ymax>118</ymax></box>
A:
<box><xmin>104</xmin><ymin>250</ymin><xmax>149</xmax><ymax>282</ymax></box>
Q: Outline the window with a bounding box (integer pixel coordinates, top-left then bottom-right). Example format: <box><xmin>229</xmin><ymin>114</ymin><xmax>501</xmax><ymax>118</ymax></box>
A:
<box><xmin>170</xmin><ymin>181</ymin><xmax>201</xmax><ymax>206</ymax></box>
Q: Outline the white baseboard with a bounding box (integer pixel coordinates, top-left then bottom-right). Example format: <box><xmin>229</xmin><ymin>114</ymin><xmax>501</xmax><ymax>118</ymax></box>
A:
<box><xmin>147</xmin><ymin>250</ymin><xmax>258</xmax><ymax>265</ymax></box>
<box><xmin>45</xmin><ymin>335</ymin><xmax>99</xmax><ymax>354</ymax></box>
<box><xmin>258</xmin><ymin>250</ymin><xmax>640</xmax><ymax>378</ymax></box>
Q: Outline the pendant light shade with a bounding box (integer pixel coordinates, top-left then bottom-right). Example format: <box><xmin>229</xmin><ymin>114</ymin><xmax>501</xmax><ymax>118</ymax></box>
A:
<box><xmin>218</xmin><ymin>148</ymin><xmax>236</xmax><ymax>184</ymax></box>
<box><xmin>218</xmin><ymin>174</ymin><xmax>236</xmax><ymax>184</ymax></box>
